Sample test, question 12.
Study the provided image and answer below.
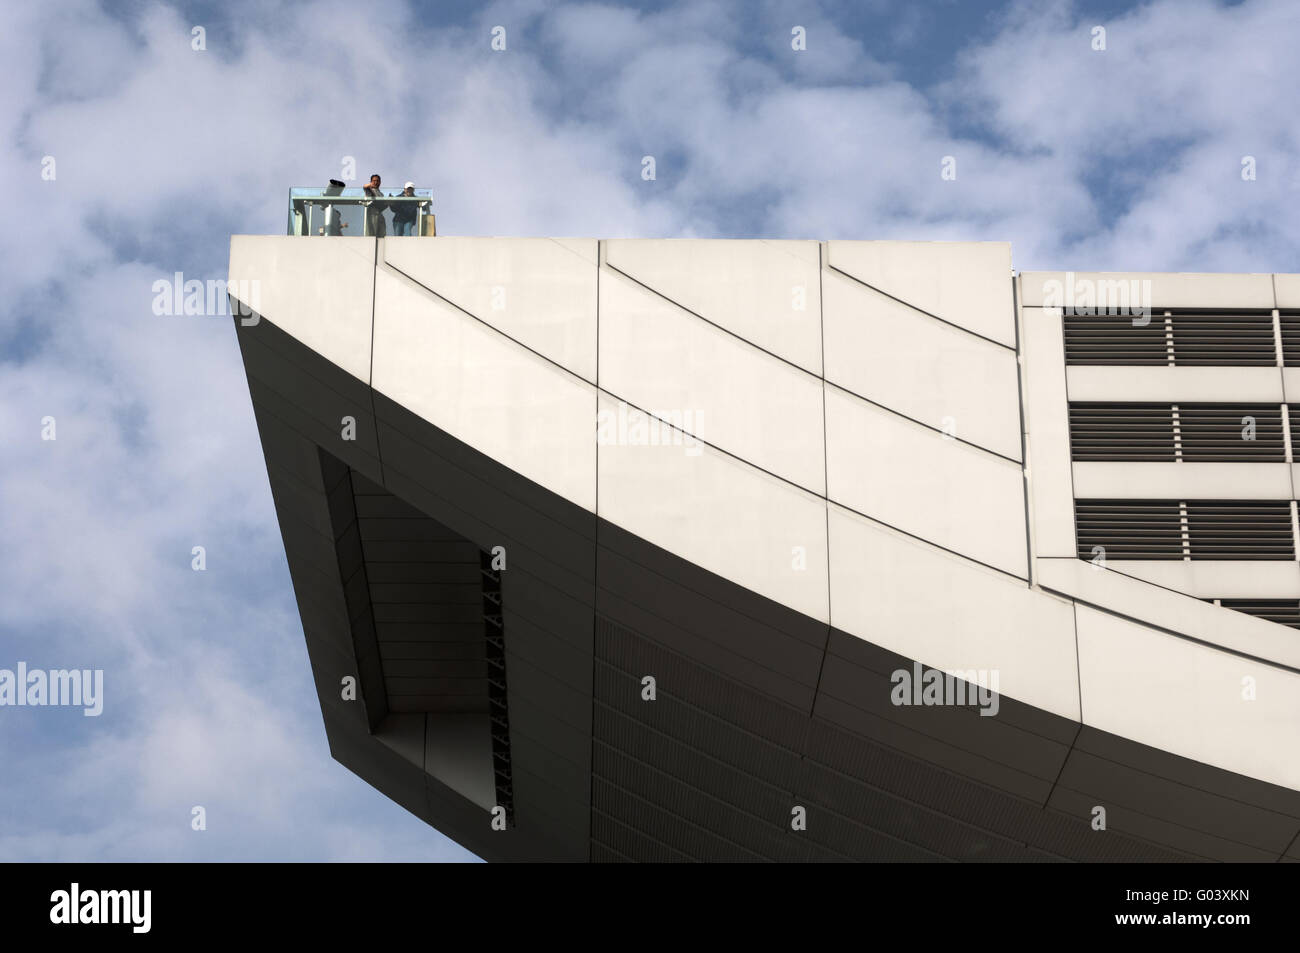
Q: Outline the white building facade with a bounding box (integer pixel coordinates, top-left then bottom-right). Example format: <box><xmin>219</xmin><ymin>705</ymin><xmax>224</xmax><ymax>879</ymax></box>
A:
<box><xmin>229</xmin><ymin>234</ymin><xmax>1300</xmax><ymax>862</ymax></box>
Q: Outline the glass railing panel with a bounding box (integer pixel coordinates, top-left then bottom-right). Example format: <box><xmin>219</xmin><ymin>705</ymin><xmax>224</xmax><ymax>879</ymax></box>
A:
<box><xmin>287</xmin><ymin>188</ymin><xmax>434</xmax><ymax>236</ymax></box>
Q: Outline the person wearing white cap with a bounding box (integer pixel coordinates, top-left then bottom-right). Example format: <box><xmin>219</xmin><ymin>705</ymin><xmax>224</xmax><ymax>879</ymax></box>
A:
<box><xmin>391</xmin><ymin>181</ymin><xmax>420</xmax><ymax>236</ymax></box>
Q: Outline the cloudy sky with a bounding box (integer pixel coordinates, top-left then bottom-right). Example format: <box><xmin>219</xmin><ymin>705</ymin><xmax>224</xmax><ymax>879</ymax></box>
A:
<box><xmin>1</xmin><ymin>0</ymin><xmax>1296</xmax><ymax>862</ymax></box>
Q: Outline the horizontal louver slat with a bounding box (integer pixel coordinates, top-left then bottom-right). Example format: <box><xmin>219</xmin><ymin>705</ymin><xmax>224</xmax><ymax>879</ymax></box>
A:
<box><xmin>1186</xmin><ymin>500</ymin><xmax>1295</xmax><ymax>560</ymax></box>
<box><xmin>1063</xmin><ymin>310</ymin><xmax>1276</xmax><ymax>366</ymax></box>
<box><xmin>1207</xmin><ymin>599</ymin><xmax>1300</xmax><ymax>629</ymax></box>
<box><xmin>1075</xmin><ymin>499</ymin><xmax>1184</xmax><ymax>559</ymax></box>
<box><xmin>1075</xmin><ymin>500</ymin><xmax>1295</xmax><ymax>560</ymax></box>
<box><xmin>1063</xmin><ymin>316</ymin><xmax>1168</xmax><ymax>365</ymax></box>
<box><xmin>1068</xmin><ymin>403</ymin><xmax>1284</xmax><ymax>461</ymax></box>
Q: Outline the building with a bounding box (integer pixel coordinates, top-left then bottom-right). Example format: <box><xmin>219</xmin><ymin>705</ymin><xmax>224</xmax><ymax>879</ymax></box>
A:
<box><xmin>228</xmin><ymin>228</ymin><xmax>1300</xmax><ymax>862</ymax></box>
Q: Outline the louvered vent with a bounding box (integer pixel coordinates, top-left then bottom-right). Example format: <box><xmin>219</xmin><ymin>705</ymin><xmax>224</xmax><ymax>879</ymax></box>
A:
<box><xmin>1207</xmin><ymin>599</ymin><xmax>1300</xmax><ymax>629</ymax></box>
<box><xmin>1069</xmin><ymin>403</ymin><xmax>1284</xmax><ymax>461</ymax></box>
<box><xmin>1076</xmin><ymin>500</ymin><xmax>1295</xmax><ymax>560</ymax></box>
<box><xmin>1178</xmin><ymin>405</ymin><xmax>1284</xmax><ymax>460</ymax></box>
<box><xmin>1063</xmin><ymin>311</ymin><xmax>1276</xmax><ymax>366</ymax></box>
<box><xmin>1280</xmin><ymin>312</ymin><xmax>1300</xmax><ymax>366</ymax></box>
<box><xmin>1186</xmin><ymin>501</ymin><xmax>1294</xmax><ymax>559</ymax></box>
<box><xmin>1063</xmin><ymin>315</ymin><xmax>1168</xmax><ymax>365</ymax></box>
<box><xmin>480</xmin><ymin>551</ymin><xmax>514</xmax><ymax>826</ymax></box>
<box><xmin>1075</xmin><ymin>500</ymin><xmax>1184</xmax><ymax>560</ymax></box>
<box><xmin>1170</xmin><ymin>312</ymin><xmax>1276</xmax><ymax>366</ymax></box>
<box><xmin>1069</xmin><ymin>404</ymin><xmax>1175</xmax><ymax>461</ymax></box>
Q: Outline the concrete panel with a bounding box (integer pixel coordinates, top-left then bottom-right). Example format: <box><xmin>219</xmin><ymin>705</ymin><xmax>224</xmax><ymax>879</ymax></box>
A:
<box><xmin>596</xmin><ymin>393</ymin><xmax>829</xmax><ymax>623</ymax></box>
<box><xmin>595</xmin><ymin>609</ymin><xmax>817</xmax><ymax>737</ymax></box>
<box><xmin>1276</xmin><ymin>274</ymin><xmax>1300</xmax><ymax>309</ymax></box>
<box><xmin>1074</xmin><ymin>725</ymin><xmax>1300</xmax><ymax>822</ymax></box>
<box><xmin>596</xmin><ymin>533</ymin><xmax>823</xmax><ymax>708</ymax></box>
<box><xmin>1020</xmin><ymin>271</ymin><xmax>1275</xmax><ymax>310</ymax></box>
<box><xmin>1075</xmin><ymin>605</ymin><xmax>1300</xmax><ymax>792</ymax></box>
<box><xmin>825</xmin><ymin>628</ymin><xmax>1077</xmax><ymax>745</ymax></box>
<box><xmin>597</xmin><ymin>520</ymin><xmax>825</xmax><ymax>651</ymax></box>
<box><xmin>371</xmin><ymin>266</ymin><xmax>597</xmax><ymax>511</ymax></box>
<box><xmin>1072</xmin><ymin>462</ymin><xmax>1293</xmax><ymax>499</ymax></box>
<box><xmin>229</xmin><ymin>235</ymin><xmax>375</xmax><ymax>383</ymax></box>
<box><xmin>1281</xmin><ymin>368</ymin><xmax>1300</xmax><ymax>404</ymax></box>
<box><xmin>597</xmin><ymin>590</ymin><xmax>816</xmax><ymax>711</ymax></box>
<box><xmin>825</xmin><ymin>385</ymin><xmax>1028</xmax><ymax>577</ymax></box>
<box><xmin>1105</xmin><ymin>560</ymin><xmax>1300</xmax><ymax>599</ymax></box>
<box><xmin>1067</xmin><ymin>366</ymin><xmax>1284</xmax><ymax>403</ymax></box>
<box><xmin>370</xmin><ymin>393</ymin><xmax>597</xmax><ymax>607</ymax></box>
<box><xmin>826</xmin><ymin>240</ymin><xmax>1014</xmax><ymax>346</ymax></box>
<box><xmin>827</xmin><ymin>503</ymin><xmax>1080</xmax><ymax>720</ymax></box>
<box><xmin>813</xmin><ymin>692</ymin><xmax>1054</xmax><ymax>804</ymax></box>
<box><xmin>383</xmin><ymin>236</ymin><xmax>597</xmax><ymax>381</ymax></box>
<box><xmin>237</xmin><ymin>311</ymin><xmax>371</xmax><ymax>409</ymax></box>
<box><xmin>822</xmin><ymin>269</ymin><xmax>1021</xmax><ymax>460</ymax></box>
<box><xmin>604</xmin><ymin>238</ymin><xmax>823</xmax><ymax>374</ymax></box>
<box><xmin>599</xmin><ymin>266</ymin><xmax>825</xmax><ymax>492</ymax></box>
<box><xmin>1021</xmin><ymin>306</ymin><xmax>1076</xmax><ymax>559</ymax></box>
<box><xmin>1035</xmin><ymin>557</ymin><xmax>1300</xmax><ymax>670</ymax></box>
<box><xmin>815</xmin><ymin>648</ymin><xmax>1070</xmax><ymax>782</ymax></box>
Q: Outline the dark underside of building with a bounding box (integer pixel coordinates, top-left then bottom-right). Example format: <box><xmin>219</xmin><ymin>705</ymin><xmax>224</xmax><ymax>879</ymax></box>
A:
<box><xmin>234</xmin><ymin>307</ymin><xmax>1300</xmax><ymax>863</ymax></box>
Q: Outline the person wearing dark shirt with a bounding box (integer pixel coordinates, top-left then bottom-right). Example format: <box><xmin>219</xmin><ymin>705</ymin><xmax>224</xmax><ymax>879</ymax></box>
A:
<box><xmin>391</xmin><ymin>181</ymin><xmax>419</xmax><ymax>236</ymax></box>
<box><xmin>362</xmin><ymin>173</ymin><xmax>387</xmax><ymax>237</ymax></box>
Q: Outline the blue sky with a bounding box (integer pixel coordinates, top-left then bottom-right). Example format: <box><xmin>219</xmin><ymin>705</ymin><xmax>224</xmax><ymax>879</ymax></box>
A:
<box><xmin>1</xmin><ymin>0</ymin><xmax>1296</xmax><ymax>862</ymax></box>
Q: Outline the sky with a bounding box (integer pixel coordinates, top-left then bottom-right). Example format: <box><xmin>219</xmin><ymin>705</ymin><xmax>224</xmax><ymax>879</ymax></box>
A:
<box><xmin>0</xmin><ymin>0</ymin><xmax>1296</xmax><ymax>862</ymax></box>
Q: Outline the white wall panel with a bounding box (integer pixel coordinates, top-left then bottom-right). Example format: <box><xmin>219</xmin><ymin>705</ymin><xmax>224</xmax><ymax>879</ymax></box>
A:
<box><xmin>384</xmin><ymin>237</ymin><xmax>598</xmax><ymax>381</ymax></box>
<box><xmin>1280</xmin><ymin>368</ymin><xmax>1300</xmax><ymax>405</ymax></box>
<box><xmin>1072</xmin><ymin>462</ymin><xmax>1293</xmax><ymax>500</ymax></box>
<box><xmin>826</xmin><ymin>240</ymin><xmax>1014</xmax><ymax>346</ymax></box>
<box><xmin>1067</xmin><ymin>366</ymin><xmax>1284</xmax><ymax>403</ymax></box>
<box><xmin>1102</xmin><ymin>560</ymin><xmax>1300</xmax><ymax>599</ymax></box>
<box><xmin>1275</xmin><ymin>274</ymin><xmax>1300</xmax><ymax>309</ymax></box>
<box><xmin>1076</xmin><ymin>605</ymin><xmax>1300</xmax><ymax>792</ymax></box>
<box><xmin>1035</xmin><ymin>557</ymin><xmax>1300</xmax><ymax>670</ymax></box>
<box><xmin>1020</xmin><ymin>306</ymin><xmax>1076</xmax><ymax>559</ymax></box>
<box><xmin>229</xmin><ymin>235</ymin><xmax>376</xmax><ymax>383</ymax></box>
<box><xmin>1020</xmin><ymin>271</ymin><xmax>1275</xmax><ymax>310</ymax></box>
<box><xmin>599</xmin><ymin>267</ymin><xmax>825</xmax><ymax>493</ymax></box>
<box><xmin>825</xmin><ymin>385</ymin><xmax>1028</xmax><ymax>577</ymax></box>
<box><xmin>597</xmin><ymin>393</ymin><xmax>829</xmax><ymax>623</ymax></box>
<box><xmin>822</xmin><ymin>269</ymin><xmax>1022</xmax><ymax>460</ymax></box>
<box><xmin>828</xmin><ymin>504</ymin><xmax>1079</xmax><ymax>720</ymax></box>
<box><xmin>604</xmin><ymin>239</ymin><xmax>823</xmax><ymax>374</ymax></box>
<box><xmin>371</xmin><ymin>266</ymin><xmax>596</xmax><ymax>510</ymax></box>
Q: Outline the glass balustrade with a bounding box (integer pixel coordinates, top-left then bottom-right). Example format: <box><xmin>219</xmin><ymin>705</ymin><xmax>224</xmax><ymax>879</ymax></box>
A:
<box><xmin>287</xmin><ymin>187</ymin><xmax>435</xmax><ymax>236</ymax></box>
